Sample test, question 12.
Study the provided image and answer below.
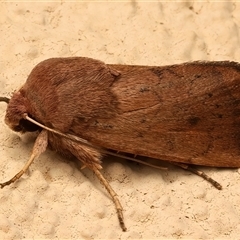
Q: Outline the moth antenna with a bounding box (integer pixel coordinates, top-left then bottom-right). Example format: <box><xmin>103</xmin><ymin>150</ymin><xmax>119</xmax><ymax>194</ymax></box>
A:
<box><xmin>23</xmin><ymin>113</ymin><xmax>90</xmax><ymax>145</ymax></box>
<box><xmin>81</xmin><ymin>165</ymin><xmax>87</xmax><ymax>170</ymax></box>
<box><xmin>23</xmin><ymin>113</ymin><xmax>167</xmax><ymax>170</ymax></box>
<box><xmin>0</xmin><ymin>130</ymin><xmax>48</xmax><ymax>188</ymax></box>
<box><xmin>102</xmin><ymin>150</ymin><xmax>167</xmax><ymax>170</ymax></box>
<box><xmin>0</xmin><ymin>97</ymin><xmax>10</xmax><ymax>104</ymax></box>
<box><xmin>92</xmin><ymin>166</ymin><xmax>127</xmax><ymax>232</ymax></box>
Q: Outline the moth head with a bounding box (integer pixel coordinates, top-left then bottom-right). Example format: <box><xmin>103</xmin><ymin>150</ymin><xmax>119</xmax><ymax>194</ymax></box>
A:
<box><xmin>0</xmin><ymin>91</ymin><xmax>40</xmax><ymax>133</ymax></box>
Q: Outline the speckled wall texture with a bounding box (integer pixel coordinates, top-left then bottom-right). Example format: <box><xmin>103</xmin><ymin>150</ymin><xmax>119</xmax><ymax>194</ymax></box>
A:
<box><xmin>0</xmin><ymin>1</ymin><xmax>240</xmax><ymax>239</ymax></box>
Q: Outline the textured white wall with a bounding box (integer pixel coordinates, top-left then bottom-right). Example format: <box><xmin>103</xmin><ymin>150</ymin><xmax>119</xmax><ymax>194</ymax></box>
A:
<box><xmin>0</xmin><ymin>1</ymin><xmax>240</xmax><ymax>239</ymax></box>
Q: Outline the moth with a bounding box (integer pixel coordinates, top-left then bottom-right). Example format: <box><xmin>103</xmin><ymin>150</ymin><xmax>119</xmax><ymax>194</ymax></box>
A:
<box><xmin>1</xmin><ymin>57</ymin><xmax>240</xmax><ymax>231</ymax></box>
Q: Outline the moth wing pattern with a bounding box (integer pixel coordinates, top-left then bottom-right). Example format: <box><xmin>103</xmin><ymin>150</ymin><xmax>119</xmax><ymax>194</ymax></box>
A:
<box><xmin>107</xmin><ymin>62</ymin><xmax>240</xmax><ymax>167</ymax></box>
<box><xmin>20</xmin><ymin>58</ymin><xmax>240</xmax><ymax>168</ymax></box>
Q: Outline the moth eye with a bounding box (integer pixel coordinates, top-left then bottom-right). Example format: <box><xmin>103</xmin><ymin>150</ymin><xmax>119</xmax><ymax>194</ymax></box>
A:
<box><xmin>11</xmin><ymin>118</ymin><xmax>40</xmax><ymax>133</ymax></box>
<box><xmin>13</xmin><ymin>125</ymin><xmax>23</xmax><ymax>132</ymax></box>
<box><xmin>19</xmin><ymin>118</ymin><xmax>41</xmax><ymax>132</ymax></box>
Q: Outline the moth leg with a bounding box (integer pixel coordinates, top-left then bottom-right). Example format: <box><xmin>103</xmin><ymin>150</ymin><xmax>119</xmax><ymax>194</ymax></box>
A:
<box><xmin>173</xmin><ymin>162</ymin><xmax>222</xmax><ymax>190</ymax></box>
<box><xmin>92</xmin><ymin>167</ymin><xmax>127</xmax><ymax>231</ymax></box>
<box><xmin>61</xmin><ymin>139</ymin><xmax>127</xmax><ymax>231</ymax></box>
<box><xmin>0</xmin><ymin>130</ymin><xmax>48</xmax><ymax>189</ymax></box>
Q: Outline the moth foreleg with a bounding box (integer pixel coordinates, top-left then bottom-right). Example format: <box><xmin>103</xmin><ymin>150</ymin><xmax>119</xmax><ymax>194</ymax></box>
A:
<box><xmin>173</xmin><ymin>162</ymin><xmax>222</xmax><ymax>190</ymax></box>
<box><xmin>0</xmin><ymin>130</ymin><xmax>48</xmax><ymax>188</ymax></box>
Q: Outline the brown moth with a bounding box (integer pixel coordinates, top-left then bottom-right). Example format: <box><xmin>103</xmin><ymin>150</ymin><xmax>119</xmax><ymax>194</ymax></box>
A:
<box><xmin>1</xmin><ymin>57</ymin><xmax>240</xmax><ymax>231</ymax></box>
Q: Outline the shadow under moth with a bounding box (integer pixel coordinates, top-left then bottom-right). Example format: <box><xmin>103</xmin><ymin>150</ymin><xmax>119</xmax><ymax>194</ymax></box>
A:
<box><xmin>1</xmin><ymin>57</ymin><xmax>240</xmax><ymax>231</ymax></box>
